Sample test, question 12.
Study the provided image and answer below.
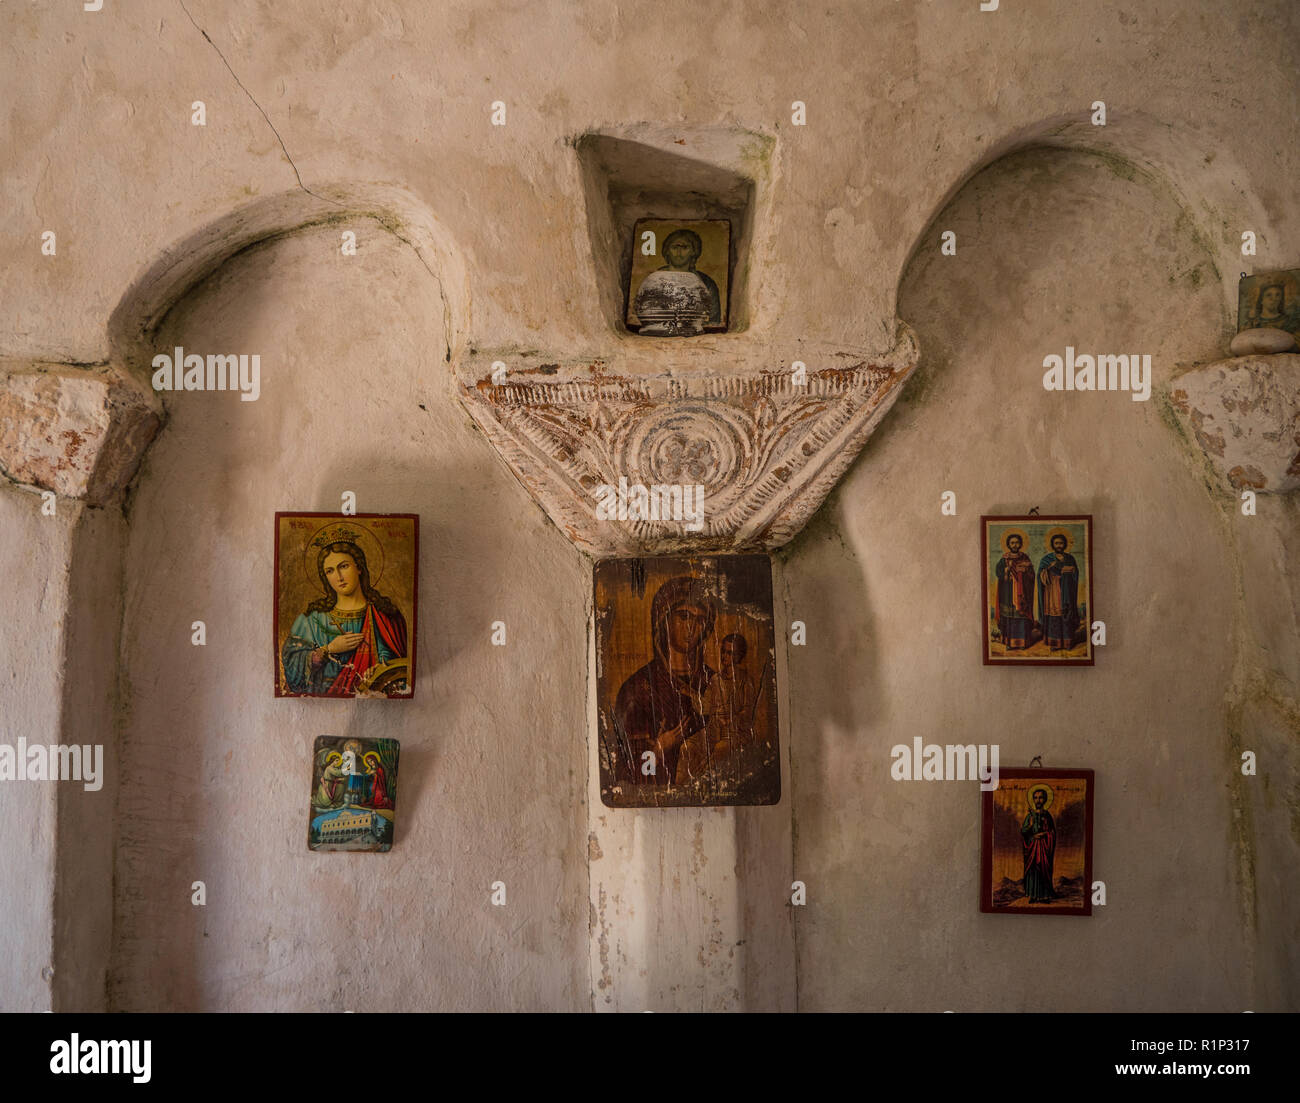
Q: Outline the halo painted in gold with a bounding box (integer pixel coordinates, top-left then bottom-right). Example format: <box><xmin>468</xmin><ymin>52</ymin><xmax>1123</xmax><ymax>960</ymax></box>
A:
<box><xmin>1043</xmin><ymin>526</ymin><xmax>1075</xmax><ymax>552</ymax></box>
<box><xmin>1026</xmin><ymin>782</ymin><xmax>1054</xmax><ymax>810</ymax></box>
<box><xmin>303</xmin><ymin>520</ymin><xmax>385</xmax><ymax>590</ymax></box>
<box><xmin>998</xmin><ymin>527</ymin><xmax>1029</xmax><ymax>553</ymax></box>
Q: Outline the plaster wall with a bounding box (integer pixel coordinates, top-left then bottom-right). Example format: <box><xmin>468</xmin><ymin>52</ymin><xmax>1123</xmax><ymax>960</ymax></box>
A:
<box><xmin>109</xmin><ymin>225</ymin><xmax>589</xmax><ymax>1010</ymax></box>
<box><xmin>788</xmin><ymin>147</ymin><xmax>1293</xmax><ymax>1011</ymax></box>
<box><xmin>1</xmin><ymin>1</ymin><xmax>1294</xmax><ymax>366</ymax></box>
<box><xmin>587</xmin><ymin>588</ymin><xmax>799</xmax><ymax>1012</ymax></box>
<box><xmin>0</xmin><ymin>486</ymin><xmax>69</xmax><ymax>1010</ymax></box>
<box><xmin>53</xmin><ymin>504</ymin><xmax>124</xmax><ymax>1011</ymax></box>
<box><xmin>0</xmin><ymin>0</ymin><xmax>1296</xmax><ymax>1013</ymax></box>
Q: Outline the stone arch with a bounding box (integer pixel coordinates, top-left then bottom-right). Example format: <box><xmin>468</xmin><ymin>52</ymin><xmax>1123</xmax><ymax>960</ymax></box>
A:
<box><xmin>108</xmin><ymin>183</ymin><xmax>471</xmax><ymax>387</ymax></box>
<box><xmin>886</xmin><ymin>120</ymin><xmax>1297</xmax><ymax>1013</ymax></box>
<box><xmin>792</xmin><ymin>127</ymin><xmax>1265</xmax><ymax>1012</ymax></box>
<box><xmin>0</xmin><ymin>186</ymin><xmax>470</xmax><ymax>512</ymax></box>
<box><xmin>49</xmin><ymin>185</ymin><xmax>476</xmax><ymax>1011</ymax></box>
<box><xmin>894</xmin><ymin>109</ymin><xmax>1281</xmax><ymax>336</ymax></box>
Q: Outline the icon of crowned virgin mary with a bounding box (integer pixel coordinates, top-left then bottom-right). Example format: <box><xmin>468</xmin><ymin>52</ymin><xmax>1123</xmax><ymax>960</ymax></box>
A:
<box><xmin>280</xmin><ymin>522</ymin><xmax>411</xmax><ymax>697</ymax></box>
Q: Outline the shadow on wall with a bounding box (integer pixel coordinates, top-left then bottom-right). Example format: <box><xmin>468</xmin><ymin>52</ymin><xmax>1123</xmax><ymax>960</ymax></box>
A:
<box><xmin>100</xmin><ymin>197</ymin><xmax>588</xmax><ymax>1011</ymax></box>
<box><xmin>780</xmin><ymin>143</ymin><xmax>1258</xmax><ymax>1011</ymax></box>
<box><xmin>78</xmin><ymin>186</ymin><xmax>472</xmax><ymax>1011</ymax></box>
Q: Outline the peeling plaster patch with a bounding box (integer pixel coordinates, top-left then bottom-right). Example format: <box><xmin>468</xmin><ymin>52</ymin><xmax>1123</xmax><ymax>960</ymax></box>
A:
<box><xmin>0</xmin><ymin>371</ymin><xmax>107</xmax><ymax>497</ymax></box>
<box><xmin>595</xmin><ymin>886</ymin><xmax>612</xmax><ymax>995</ymax></box>
<box><xmin>1227</xmin><ymin>465</ymin><xmax>1267</xmax><ymax>490</ymax></box>
<box><xmin>1190</xmin><ymin>407</ymin><xmax>1227</xmax><ymax>456</ymax></box>
<box><xmin>60</xmin><ymin>429</ymin><xmax>86</xmax><ymax>462</ymax></box>
<box><xmin>690</xmin><ymin>820</ymin><xmax>708</xmax><ymax>875</ymax></box>
<box><xmin>1172</xmin><ymin>355</ymin><xmax>1300</xmax><ymax>494</ymax></box>
<box><xmin>0</xmin><ymin>366</ymin><xmax>160</xmax><ymax>504</ymax></box>
<box><xmin>825</xmin><ymin>205</ymin><xmax>875</xmax><ymax>273</ymax></box>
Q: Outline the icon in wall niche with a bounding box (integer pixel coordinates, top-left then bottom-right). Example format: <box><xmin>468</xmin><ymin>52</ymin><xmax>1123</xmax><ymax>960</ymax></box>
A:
<box><xmin>981</xmin><ymin>768</ymin><xmax>1094</xmax><ymax>916</ymax></box>
<box><xmin>981</xmin><ymin>515</ymin><xmax>1093</xmax><ymax>666</ymax></box>
<box><xmin>308</xmin><ymin>736</ymin><xmax>400</xmax><ymax>852</ymax></box>
<box><xmin>595</xmin><ymin>554</ymin><xmax>779</xmax><ymax>808</ymax></box>
<box><xmin>274</xmin><ymin>513</ymin><xmax>418</xmax><ymax>698</ymax></box>
<box><xmin>626</xmin><ymin>219</ymin><xmax>730</xmax><ymax>336</ymax></box>
<box><xmin>1237</xmin><ymin>268</ymin><xmax>1300</xmax><ymax>341</ymax></box>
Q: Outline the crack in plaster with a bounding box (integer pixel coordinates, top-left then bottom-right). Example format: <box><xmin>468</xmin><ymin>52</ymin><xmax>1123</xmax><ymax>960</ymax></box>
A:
<box><xmin>174</xmin><ymin>2</ymin><xmax>462</xmax><ymax>365</ymax></box>
<box><xmin>177</xmin><ymin>0</ymin><xmax>342</xmax><ymax>209</ymax></box>
<box><xmin>35</xmin><ymin>156</ymin><xmax>52</xmax><ymax>223</ymax></box>
<box><xmin>372</xmin><ymin>217</ymin><xmax>455</xmax><ymax>366</ymax></box>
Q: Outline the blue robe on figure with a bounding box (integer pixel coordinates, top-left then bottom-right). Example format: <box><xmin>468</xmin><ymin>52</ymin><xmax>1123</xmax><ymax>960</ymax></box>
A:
<box><xmin>281</xmin><ymin>606</ymin><xmax>405</xmax><ymax>695</ymax></box>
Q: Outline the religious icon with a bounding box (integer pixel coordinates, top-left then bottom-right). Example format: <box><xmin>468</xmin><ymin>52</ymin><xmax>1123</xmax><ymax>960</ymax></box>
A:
<box><xmin>981</xmin><ymin>768</ymin><xmax>1094</xmax><ymax>915</ymax></box>
<box><xmin>595</xmin><ymin>554</ymin><xmax>780</xmax><ymax>807</ymax></box>
<box><xmin>626</xmin><ymin>219</ymin><xmax>730</xmax><ymax>336</ymax></box>
<box><xmin>1237</xmin><ymin>269</ymin><xmax>1300</xmax><ymax>340</ymax></box>
<box><xmin>274</xmin><ymin>513</ymin><xmax>418</xmax><ymax>698</ymax></box>
<box><xmin>308</xmin><ymin>736</ymin><xmax>400</xmax><ymax>851</ymax></box>
<box><xmin>981</xmin><ymin>515</ymin><xmax>1093</xmax><ymax>665</ymax></box>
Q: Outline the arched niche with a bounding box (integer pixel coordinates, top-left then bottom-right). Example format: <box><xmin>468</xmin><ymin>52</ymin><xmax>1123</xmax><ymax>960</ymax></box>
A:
<box><xmin>108</xmin><ymin>183</ymin><xmax>472</xmax><ymax>381</ymax></box>
<box><xmin>784</xmin><ymin>137</ymin><xmax>1275</xmax><ymax>1011</ymax></box>
<box><xmin>892</xmin><ymin>110</ymin><xmax>1282</xmax><ymax>338</ymax></box>
<box><xmin>55</xmin><ymin>187</ymin><xmax>588</xmax><ymax>1013</ymax></box>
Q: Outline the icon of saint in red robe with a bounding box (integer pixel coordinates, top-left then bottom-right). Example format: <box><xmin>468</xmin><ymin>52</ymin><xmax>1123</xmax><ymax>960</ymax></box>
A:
<box><xmin>363</xmin><ymin>751</ymin><xmax>394</xmax><ymax>809</ymax></box>
<box><xmin>1021</xmin><ymin>784</ymin><xmax>1057</xmax><ymax>903</ymax></box>
<box><xmin>995</xmin><ymin>530</ymin><xmax>1036</xmax><ymax>649</ymax></box>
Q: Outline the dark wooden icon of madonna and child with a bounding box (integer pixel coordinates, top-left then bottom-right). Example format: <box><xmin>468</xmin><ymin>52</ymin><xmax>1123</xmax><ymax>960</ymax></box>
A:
<box><xmin>595</xmin><ymin>555</ymin><xmax>780</xmax><ymax>808</ymax></box>
<box><xmin>275</xmin><ymin>513</ymin><xmax>417</xmax><ymax>698</ymax></box>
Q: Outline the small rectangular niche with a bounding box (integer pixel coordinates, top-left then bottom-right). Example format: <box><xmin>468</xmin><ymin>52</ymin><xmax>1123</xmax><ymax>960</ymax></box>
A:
<box><xmin>576</xmin><ymin>132</ymin><xmax>758</xmax><ymax>337</ymax></box>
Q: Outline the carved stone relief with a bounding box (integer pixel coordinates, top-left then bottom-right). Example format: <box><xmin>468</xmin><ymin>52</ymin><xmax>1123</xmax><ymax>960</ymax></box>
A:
<box><xmin>456</xmin><ymin>332</ymin><xmax>919</xmax><ymax>555</ymax></box>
